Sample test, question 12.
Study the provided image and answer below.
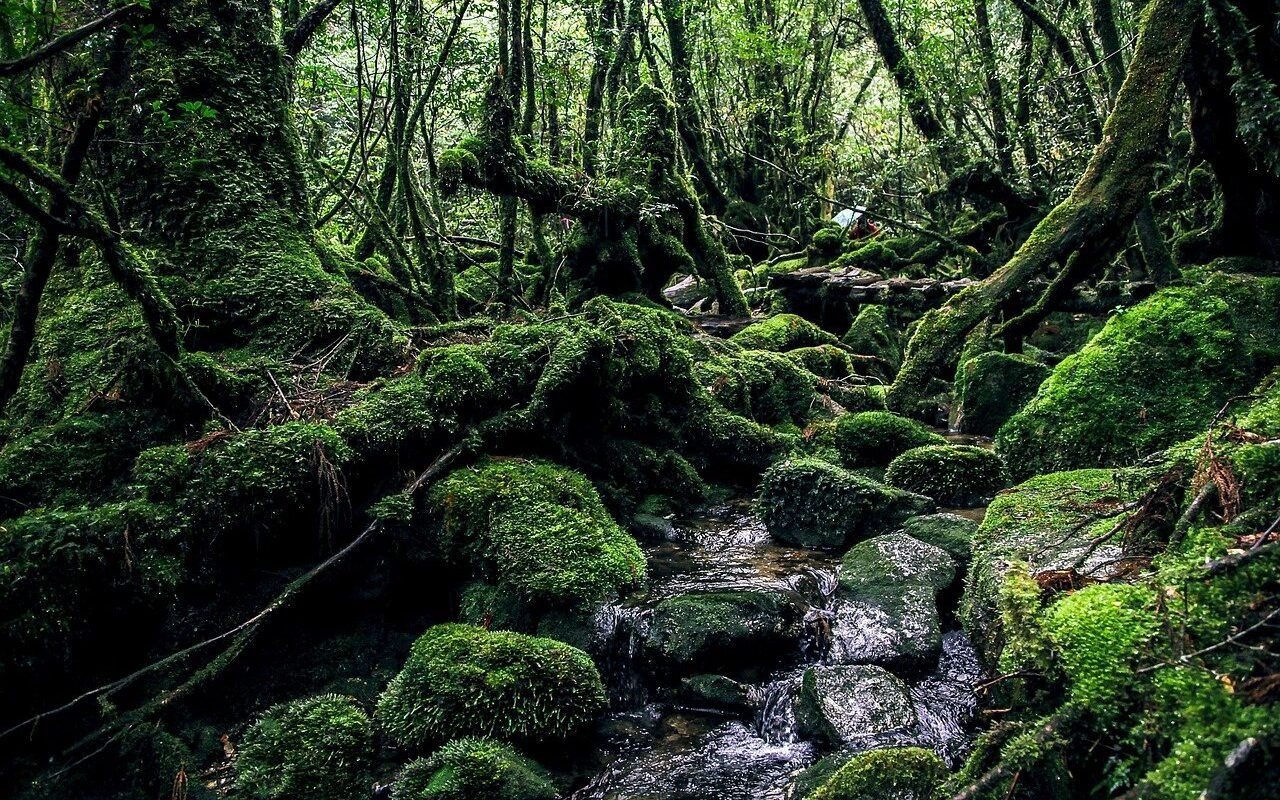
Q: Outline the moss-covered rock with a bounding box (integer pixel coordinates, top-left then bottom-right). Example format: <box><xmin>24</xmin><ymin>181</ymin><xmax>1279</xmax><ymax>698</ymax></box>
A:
<box><xmin>997</xmin><ymin>272</ymin><xmax>1280</xmax><ymax>480</ymax></box>
<box><xmin>392</xmin><ymin>738</ymin><xmax>557</xmax><ymax>800</ymax></box>
<box><xmin>758</xmin><ymin>457</ymin><xmax>934</xmax><ymax>549</ymax></box>
<box><xmin>788</xmin><ymin>345</ymin><xmax>857</xmax><ymax>379</ymax></box>
<box><xmin>843</xmin><ymin>306</ymin><xmax>902</xmax><ymax>380</ymax></box>
<box><xmin>426</xmin><ymin>459</ymin><xmax>645</xmax><ymax>609</ymax></box>
<box><xmin>236</xmin><ymin>694</ymin><xmax>373</xmax><ymax>800</ymax></box>
<box><xmin>730</xmin><ymin>313</ymin><xmax>841</xmax><ymax>352</ymax></box>
<box><xmin>953</xmin><ymin>352</ymin><xmax>1050</xmax><ymax>436</ymax></box>
<box><xmin>644</xmin><ymin>590</ymin><xmax>804</xmax><ymax>673</ymax></box>
<box><xmin>376</xmin><ymin>624</ymin><xmax>605</xmax><ymax>749</ymax></box>
<box><xmin>678</xmin><ymin>674</ymin><xmax>755</xmax><ymax>712</ymax></box>
<box><xmin>796</xmin><ymin>665</ymin><xmax>917</xmax><ymax>748</ymax></box>
<box><xmin>830</xmin><ymin>533</ymin><xmax>955</xmax><ymax>667</ymax></box>
<box><xmin>804</xmin><ymin>747</ymin><xmax>946</xmax><ymax>800</ymax></box>
<box><xmin>884</xmin><ymin>445</ymin><xmax>1006</xmax><ymax>507</ymax></box>
<box><xmin>696</xmin><ymin>346</ymin><xmax>819</xmax><ymax>425</ymax></box>
<box><xmin>901</xmin><ymin>513</ymin><xmax>979</xmax><ymax>563</ymax></box>
<box><xmin>833</xmin><ymin>411</ymin><xmax>945</xmax><ymax>468</ymax></box>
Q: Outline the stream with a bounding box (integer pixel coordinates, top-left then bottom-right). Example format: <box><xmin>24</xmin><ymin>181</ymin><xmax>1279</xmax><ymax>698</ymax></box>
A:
<box><xmin>570</xmin><ymin>501</ymin><xmax>986</xmax><ymax>800</ymax></box>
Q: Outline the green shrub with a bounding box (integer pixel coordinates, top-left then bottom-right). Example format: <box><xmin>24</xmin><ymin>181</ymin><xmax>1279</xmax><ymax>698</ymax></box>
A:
<box><xmin>884</xmin><ymin>445</ymin><xmax>1006</xmax><ymax>506</ymax></box>
<box><xmin>376</xmin><ymin>624</ymin><xmax>605</xmax><ymax>749</ymax></box>
<box><xmin>833</xmin><ymin>411</ymin><xmax>945</xmax><ymax>467</ymax></box>
<box><xmin>392</xmin><ymin>738</ymin><xmax>557</xmax><ymax>800</ymax></box>
<box><xmin>237</xmin><ymin>694</ymin><xmax>373</xmax><ymax>800</ymax></box>
<box><xmin>426</xmin><ymin>459</ymin><xmax>645</xmax><ymax>608</ymax></box>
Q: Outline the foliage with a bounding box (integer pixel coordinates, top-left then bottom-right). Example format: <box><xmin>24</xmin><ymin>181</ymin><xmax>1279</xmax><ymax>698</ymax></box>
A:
<box><xmin>376</xmin><ymin>624</ymin><xmax>605</xmax><ymax>749</ymax></box>
<box><xmin>237</xmin><ymin>694</ymin><xmax>373</xmax><ymax>800</ymax></box>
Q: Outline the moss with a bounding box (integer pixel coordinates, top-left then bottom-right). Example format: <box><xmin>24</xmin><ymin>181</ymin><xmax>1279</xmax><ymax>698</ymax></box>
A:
<box><xmin>787</xmin><ymin>345</ymin><xmax>857</xmax><ymax>379</ymax></box>
<box><xmin>953</xmin><ymin>352</ymin><xmax>1050</xmax><ymax>436</ymax></box>
<box><xmin>997</xmin><ymin>273</ymin><xmax>1280</xmax><ymax>480</ymax></box>
<box><xmin>236</xmin><ymin>694</ymin><xmax>373</xmax><ymax>800</ymax></box>
<box><xmin>687</xmin><ymin>402</ymin><xmax>793</xmax><ymax>476</ymax></box>
<box><xmin>696</xmin><ymin>347</ymin><xmax>820</xmax><ymax>424</ymax></box>
<box><xmin>392</xmin><ymin>738</ymin><xmax>557</xmax><ymax>800</ymax></box>
<box><xmin>833</xmin><ymin>411</ymin><xmax>946</xmax><ymax>467</ymax></box>
<box><xmin>810</xmin><ymin>225</ymin><xmax>846</xmax><ymax>257</ymax></box>
<box><xmin>758</xmin><ymin>457</ymin><xmax>934</xmax><ymax>549</ymax></box>
<box><xmin>901</xmin><ymin>513</ymin><xmax>979</xmax><ymax>563</ymax></box>
<box><xmin>730</xmin><ymin>313</ymin><xmax>841</xmax><ymax>352</ymax></box>
<box><xmin>884</xmin><ymin>444</ymin><xmax>1006</xmax><ymax>507</ymax></box>
<box><xmin>839</xmin><ymin>532</ymin><xmax>956</xmax><ymax>595</ymax></box>
<box><xmin>375</xmin><ymin>624</ymin><xmax>605</xmax><ymax>749</ymax></box>
<box><xmin>806</xmin><ymin>747</ymin><xmax>946</xmax><ymax>800</ymax></box>
<box><xmin>842</xmin><ymin>305</ymin><xmax>902</xmax><ymax>380</ymax></box>
<box><xmin>426</xmin><ymin>458</ymin><xmax>645</xmax><ymax>609</ymax></box>
<box><xmin>644</xmin><ymin>590</ymin><xmax>804</xmax><ymax>670</ymax></box>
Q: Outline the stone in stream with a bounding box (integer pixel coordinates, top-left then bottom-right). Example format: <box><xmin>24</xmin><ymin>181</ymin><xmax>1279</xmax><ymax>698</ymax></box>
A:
<box><xmin>645</xmin><ymin>590</ymin><xmax>805</xmax><ymax>674</ymax></box>
<box><xmin>796</xmin><ymin>665</ymin><xmax>917</xmax><ymax>748</ymax></box>
<box><xmin>678</xmin><ymin>674</ymin><xmax>755</xmax><ymax>713</ymax></box>
<box><xmin>795</xmin><ymin>746</ymin><xmax>947</xmax><ymax>800</ymax></box>
<box><xmin>884</xmin><ymin>445</ymin><xmax>1007</xmax><ymax>508</ymax></box>
<box><xmin>900</xmin><ymin>513</ymin><xmax>979</xmax><ymax>565</ymax></box>
<box><xmin>828</xmin><ymin>533</ymin><xmax>957</xmax><ymax>668</ymax></box>
<box><xmin>757</xmin><ymin>457</ymin><xmax>935</xmax><ymax>550</ymax></box>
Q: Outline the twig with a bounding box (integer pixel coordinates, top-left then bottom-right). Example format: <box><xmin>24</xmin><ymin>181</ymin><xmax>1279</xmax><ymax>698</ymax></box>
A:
<box><xmin>1136</xmin><ymin>606</ymin><xmax>1280</xmax><ymax>674</ymax></box>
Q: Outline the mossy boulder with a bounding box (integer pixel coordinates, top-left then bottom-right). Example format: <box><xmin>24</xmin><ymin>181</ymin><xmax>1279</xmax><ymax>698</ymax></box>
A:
<box><xmin>796</xmin><ymin>665</ymin><xmax>917</xmax><ymax>748</ymax></box>
<box><xmin>833</xmin><ymin>411</ymin><xmax>945</xmax><ymax>468</ymax></box>
<box><xmin>376</xmin><ymin>624</ymin><xmax>605</xmax><ymax>749</ymax></box>
<box><xmin>426</xmin><ymin>459</ymin><xmax>645</xmax><ymax>609</ymax></box>
<box><xmin>997</xmin><ymin>272</ymin><xmax>1280</xmax><ymax>480</ymax></box>
<box><xmin>788</xmin><ymin>345</ymin><xmax>857</xmax><ymax>379</ymax></box>
<box><xmin>236</xmin><ymin>694</ymin><xmax>373</xmax><ymax>800</ymax></box>
<box><xmin>843</xmin><ymin>306</ymin><xmax>902</xmax><ymax>380</ymax></box>
<box><xmin>884</xmin><ymin>445</ymin><xmax>1006</xmax><ymax>507</ymax></box>
<box><xmin>758</xmin><ymin>457</ymin><xmax>934</xmax><ymax>549</ymax></box>
<box><xmin>953</xmin><ymin>352</ymin><xmax>1050</xmax><ymax>436</ymax></box>
<box><xmin>804</xmin><ymin>747</ymin><xmax>946</xmax><ymax>800</ymax></box>
<box><xmin>644</xmin><ymin>590</ymin><xmax>804</xmax><ymax>673</ymax></box>
<box><xmin>392</xmin><ymin>738</ymin><xmax>557</xmax><ymax>800</ymax></box>
<box><xmin>678</xmin><ymin>674</ymin><xmax>755</xmax><ymax>712</ymax></box>
<box><xmin>696</xmin><ymin>347</ymin><xmax>819</xmax><ymax>425</ymax></box>
<box><xmin>961</xmin><ymin>469</ymin><xmax>1148</xmax><ymax>666</ymax></box>
<box><xmin>730</xmin><ymin>313</ymin><xmax>841</xmax><ymax>352</ymax></box>
<box><xmin>901</xmin><ymin>513</ymin><xmax>979</xmax><ymax>563</ymax></box>
<box><xmin>830</xmin><ymin>533</ymin><xmax>955</xmax><ymax>667</ymax></box>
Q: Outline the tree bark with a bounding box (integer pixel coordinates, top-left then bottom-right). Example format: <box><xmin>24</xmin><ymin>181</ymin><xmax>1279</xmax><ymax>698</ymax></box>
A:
<box><xmin>887</xmin><ymin>0</ymin><xmax>1198</xmax><ymax>414</ymax></box>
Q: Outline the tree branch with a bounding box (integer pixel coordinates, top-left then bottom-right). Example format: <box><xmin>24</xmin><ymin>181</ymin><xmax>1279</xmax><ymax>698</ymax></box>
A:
<box><xmin>0</xmin><ymin>3</ymin><xmax>140</xmax><ymax>77</ymax></box>
<box><xmin>284</xmin><ymin>0</ymin><xmax>344</xmax><ymax>57</ymax></box>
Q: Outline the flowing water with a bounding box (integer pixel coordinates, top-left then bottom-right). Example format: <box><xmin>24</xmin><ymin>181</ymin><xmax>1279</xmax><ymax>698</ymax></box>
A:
<box><xmin>571</xmin><ymin>502</ymin><xmax>987</xmax><ymax>799</ymax></box>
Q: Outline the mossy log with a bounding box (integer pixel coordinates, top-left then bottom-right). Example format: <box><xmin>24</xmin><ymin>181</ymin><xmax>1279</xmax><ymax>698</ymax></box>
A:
<box><xmin>885</xmin><ymin>0</ymin><xmax>1198</xmax><ymax>414</ymax></box>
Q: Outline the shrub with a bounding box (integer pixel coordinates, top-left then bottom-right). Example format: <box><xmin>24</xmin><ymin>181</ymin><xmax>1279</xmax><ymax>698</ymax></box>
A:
<box><xmin>237</xmin><ymin>694</ymin><xmax>373</xmax><ymax>800</ymax></box>
<box><xmin>376</xmin><ymin>624</ymin><xmax>605</xmax><ymax>749</ymax></box>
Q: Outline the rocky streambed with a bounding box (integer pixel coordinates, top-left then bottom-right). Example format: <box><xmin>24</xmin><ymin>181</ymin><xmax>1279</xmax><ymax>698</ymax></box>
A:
<box><xmin>569</xmin><ymin>502</ymin><xmax>986</xmax><ymax>799</ymax></box>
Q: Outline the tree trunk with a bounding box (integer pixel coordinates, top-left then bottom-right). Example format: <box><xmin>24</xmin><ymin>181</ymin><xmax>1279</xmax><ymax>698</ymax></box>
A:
<box><xmin>887</xmin><ymin>0</ymin><xmax>1198</xmax><ymax>415</ymax></box>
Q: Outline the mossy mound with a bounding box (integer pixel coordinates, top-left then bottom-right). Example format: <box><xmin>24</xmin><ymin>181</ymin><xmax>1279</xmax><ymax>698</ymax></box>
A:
<box><xmin>376</xmin><ymin>624</ymin><xmax>605</xmax><ymax>750</ymax></box>
<box><xmin>804</xmin><ymin>747</ymin><xmax>946</xmax><ymax>800</ymax></box>
<box><xmin>730</xmin><ymin>313</ymin><xmax>841</xmax><ymax>352</ymax></box>
<box><xmin>953</xmin><ymin>352</ymin><xmax>1050</xmax><ymax>436</ymax></box>
<box><xmin>758</xmin><ymin>457</ymin><xmax>934</xmax><ymax>549</ymax></box>
<box><xmin>842</xmin><ymin>306</ymin><xmax>902</xmax><ymax>380</ymax></box>
<box><xmin>696</xmin><ymin>347</ymin><xmax>820</xmax><ymax>425</ymax></box>
<box><xmin>788</xmin><ymin>345</ymin><xmax>857</xmax><ymax>379</ymax></box>
<box><xmin>392</xmin><ymin>738</ymin><xmax>557</xmax><ymax>800</ymax></box>
<box><xmin>833</xmin><ymin>411</ymin><xmax>945</xmax><ymax>468</ymax></box>
<box><xmin>884</xmin><ymin>444</ymin><xmax>1006</xmax><ymax>507</ymax></box>
<box><xmin>901</xmin><ymin>513</ymin><xmax>979</xmax><ymax>563</ymax></box>
<box><xmin>236</xmin><ymin>694</ymin><xmax>373</xmax><ymax>800</ymax></box>
<box><xmin>426</xmin><ymin>458</ymin><xmax>645</xmax><ymax>609</ymax></box>
<box><xmin>997</xmin><ymin>272</ymin><xmax>1280</xmax><ymax>480</ymax></box>
<box><xmin>644</xmin><ymin>590</ymin><xmax>804</xmax><ymax>673</ymax></box>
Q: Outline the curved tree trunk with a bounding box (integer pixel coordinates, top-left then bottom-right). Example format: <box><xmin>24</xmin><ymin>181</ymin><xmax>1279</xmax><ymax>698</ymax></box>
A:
<box><xmin>886</xmin><ymin>0</ymin><xmax>1199</xmax><ymax>415</ymax></box>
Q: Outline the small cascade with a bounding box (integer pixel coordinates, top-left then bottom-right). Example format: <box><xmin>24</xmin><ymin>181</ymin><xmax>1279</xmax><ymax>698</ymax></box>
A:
<box><xmin>907</xmin><ymin>630</ymin><xmax>985</xmax><ymax>767</ymax></box>
<box><xmin>753</xmin><ymin>672</ymin><xmax>803</xmax><ymax>745</ymax></box>
<box><xmin>591</xmin><ymin>602</ymin><xmax>652</xmax><ymax>708</ymax></box>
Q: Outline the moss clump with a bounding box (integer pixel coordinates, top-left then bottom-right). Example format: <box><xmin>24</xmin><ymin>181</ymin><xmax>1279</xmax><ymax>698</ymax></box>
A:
<box><xmin>376</xmin><ymin>624</ymin><xmax>605</xmax><ymax>749</ymax></box>
<box><xmin>805</xmin><ymin>747</ymin><xmax>946</xmax><ymax>800</ymax></box>
<box><xmin>696</xmin><ymin>347</ymin><xmax>819</xmax><ymax>425</ymax></box>
<box><xmin>758</xmin><ymin>457</ymin><xmax>934</xmax><ymax>549</ymax></box>
<box><xmin>392</xmin><ymin>738</ymin><xmax>557</xmax><ymax>800</ymax></box>
<box><xmin>953</xmin><ymin>352</ymin><xmax>1050</xmax><ymax>436</ymax></box>
<box><xmin>730</xmin><ymin>313</ymin><xmax>841</xmax><ymax>352</ymax></box>
<box><xmin>788</xmin><ymin>345</ymin><xmax>857</xmax><ymax>379</ymax></box>
<box><xmin>842</xmin><ymin>306</ymin><xmax>902</xmax><ymax>380</ymax></box>
<box><xmin>996</xmin><ymin>273</ymin><xmax>1280</xmax><ymax>480</ymax></box>
<box><xmin>236</xmin><ymin>694</ymin><xmax>373</xmax><ymax>800</ymax></box>
<box><xmin>884</xmin><ymin>444</ymin><xmax>1006</xmax><ymax>507</ymax></box>
<box><xmin>426</xmin><ymin>459</ymin><xmax>645</xmax><ymax>609</ymax></box>
<box><xmin>810</xmin><ymin>225</ymin><xmax>846</xmax><ymax>257</ymax></box>
<box><xmin>833</xmin><ymin>411</ymin><xmax>946</xmax><ymax>467</ymax></box>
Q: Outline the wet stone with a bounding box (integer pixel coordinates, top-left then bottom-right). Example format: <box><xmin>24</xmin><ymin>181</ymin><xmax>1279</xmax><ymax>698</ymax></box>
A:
<box><xmin>644</xmin><ymin>590</ymin><xmax>805</xmax><ymax>674</ymax></box>
<box><xmin>797</xmin><ymin>665</ymin><xmax>917</xmax><ymax>748</ymax></box>
<box><xmin>827</xmin><ymin>584</ymin><xmax>942</xmax><ymax>667</ymax></box>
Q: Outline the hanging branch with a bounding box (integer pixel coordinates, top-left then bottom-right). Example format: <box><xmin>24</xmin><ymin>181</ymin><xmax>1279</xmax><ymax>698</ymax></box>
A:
<box><xmin>0</xmin><ymin>3</ymin><xmax>140</xmax><ymax>77</ymax></box>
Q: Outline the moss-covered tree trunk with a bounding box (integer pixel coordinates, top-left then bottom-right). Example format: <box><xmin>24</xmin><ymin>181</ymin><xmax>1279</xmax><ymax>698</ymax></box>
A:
<box><xmin>886</xmin><ymin>0</ymin><xmax>1198</xmax><ymax>414</ymax></box>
